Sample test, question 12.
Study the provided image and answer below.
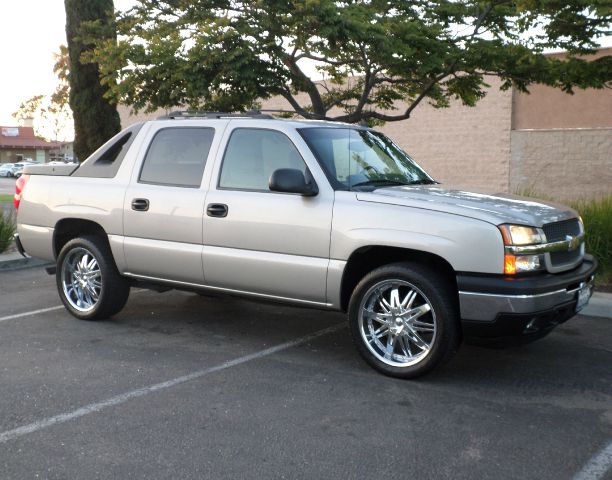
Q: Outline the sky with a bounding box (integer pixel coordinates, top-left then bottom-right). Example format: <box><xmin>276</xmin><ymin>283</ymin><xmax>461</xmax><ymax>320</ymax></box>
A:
<box><xmin>0</xmin><ymin>1</ymin><xmax>610</xmax><ymax>141</ymax></box>
<box><xmin>0</xmin><ymin>0</ymin><xmax>133</xmax><ymax>140</ymax></box>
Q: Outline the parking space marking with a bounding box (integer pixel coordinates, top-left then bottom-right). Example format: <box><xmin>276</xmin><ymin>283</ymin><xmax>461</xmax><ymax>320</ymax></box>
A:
<box><xmin>0</xmin><ymin>290</ymin><xmax>149</xmax><ymax>324</ymax></box>
<box><xmin>0</xmin><ymin>322</ymin><xmax>344</xmax><ymax>444</ymax></box>
<box><xmin>574</xmin><ymin>440</ymin><xmax>612</xmax><ymax>480</ymax></box>
<box><xmin>0</xmin><ymin>306</ymin><xmax>64</xmax><ymax>323</ymax></box>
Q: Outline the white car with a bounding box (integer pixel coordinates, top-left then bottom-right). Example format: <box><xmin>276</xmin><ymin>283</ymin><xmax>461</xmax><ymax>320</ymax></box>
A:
<box><xmin>12</xmin><ymin>161</ymin><xmax>37</xmax><ymax>178</ymax></box>
<box><xmin>0</xmin><ymin>163</ymin><xmax>14</xmax><ymax>177</ymax></box>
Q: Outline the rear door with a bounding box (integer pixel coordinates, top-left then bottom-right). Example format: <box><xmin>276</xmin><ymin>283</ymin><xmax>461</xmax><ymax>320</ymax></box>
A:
<box><xmin>123</xmin><ymin>121</ymin><xmax>228</xmax><ymax>283</ymax></box>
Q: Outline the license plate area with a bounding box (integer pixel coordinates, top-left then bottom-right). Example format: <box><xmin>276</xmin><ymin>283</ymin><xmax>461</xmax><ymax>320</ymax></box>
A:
<box><xmin>576</xmin><ymin>284</ymin><xmax>592</xmax><ymax>312</ymax></box>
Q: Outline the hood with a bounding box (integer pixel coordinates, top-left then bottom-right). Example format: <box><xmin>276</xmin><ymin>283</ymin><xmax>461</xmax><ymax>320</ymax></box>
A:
<box><xmin>356</xmin><ymin>185</ymin><xmax>577</xmax><ymax>227</ymax></box>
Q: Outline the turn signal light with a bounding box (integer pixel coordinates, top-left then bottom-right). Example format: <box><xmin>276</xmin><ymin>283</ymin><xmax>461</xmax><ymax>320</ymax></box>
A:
<box><xmin>14</xmin><ymin>174</ymin><xmax>29</xmax><ymax>210</ymax></box>
<box><xmin>504</xmin><ymin>254</ymin><xmax>517</xmax><ymax>275</ymax></box>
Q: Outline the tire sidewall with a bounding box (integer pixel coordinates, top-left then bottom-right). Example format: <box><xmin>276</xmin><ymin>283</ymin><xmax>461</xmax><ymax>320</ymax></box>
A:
<box><xmin>348</xmin><ymin>263</ymin><xmax>459</xmax><ymax>378</ymax></box>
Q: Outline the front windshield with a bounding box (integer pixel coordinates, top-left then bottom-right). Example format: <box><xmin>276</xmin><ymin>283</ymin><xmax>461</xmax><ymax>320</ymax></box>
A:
<box><xmin>299</xmin><ymin>127</ymin><xmax>435</xmax><ymax>191</ymax></box>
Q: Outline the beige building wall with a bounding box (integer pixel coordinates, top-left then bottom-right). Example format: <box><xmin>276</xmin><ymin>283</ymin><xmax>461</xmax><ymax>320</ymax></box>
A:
<box><xmin>510</xmin><ymin>128</ymin><xmax>612</xmax><ymax>200</ymax></box>
<box><xmin>512</xmin><ymin>48</ymin><xmax>612</xmax><ymax>130</ymax></box>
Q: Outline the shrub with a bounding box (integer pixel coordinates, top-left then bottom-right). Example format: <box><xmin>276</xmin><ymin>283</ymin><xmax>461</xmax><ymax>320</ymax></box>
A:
<box><xmin>0</xmin><ymin>210</ymin><xmax>16</xmax><ymax>254</ymax></box>
<box><xmin>568</xmin><ymin>195</ymin><xmax>612</xmax><ymax>285</ymax></box>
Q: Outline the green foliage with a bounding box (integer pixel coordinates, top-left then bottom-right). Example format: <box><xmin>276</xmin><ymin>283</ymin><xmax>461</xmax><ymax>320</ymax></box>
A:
<box><xmin>88</xmin><ymin>0</ymin><xmax>611</xmax><ymax>123</ymax></box>
<box><xmin>568</xmin><ymin>195</ymin><xmax>612</xmax><ymax>285</ymax></box>
<box><xmin>0</xmin><ymin>211</ymin><xmax>16</xmax><ymax>254</ymax></box>
<box><xmin>65</xmin><ymin>0</ymin><xmax>121</xmax><ymax>160</ymax></box>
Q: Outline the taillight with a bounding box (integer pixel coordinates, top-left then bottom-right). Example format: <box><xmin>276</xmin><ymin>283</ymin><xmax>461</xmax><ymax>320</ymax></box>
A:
<box><xmin>14</xmin><ymin>174</ymin><xmax>29</xmax><ymax>210</ymax></box>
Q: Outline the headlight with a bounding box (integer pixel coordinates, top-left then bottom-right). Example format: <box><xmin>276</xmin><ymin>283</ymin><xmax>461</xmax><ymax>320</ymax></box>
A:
<box><xmin>498</xmin><ymin>224</ymin><xmax>544</xmax><ymax>245</ymax></box>
<box><xmin>499</xmin><ymin>224</ymin><xmax>545</xmax><ymax>274</ymax></box>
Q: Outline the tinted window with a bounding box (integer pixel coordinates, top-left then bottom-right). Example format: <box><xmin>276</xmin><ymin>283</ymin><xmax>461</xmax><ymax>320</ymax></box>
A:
<box><xmin>139</xmin><ymin>128</ymin><xmax>214</xmax><ymax>187</ymax></box>
<box><xmin>74</xmin><ymin>123</ymin><xmax>144</xmax><ymax>178</ymax></box>
<box><xmin>219</xmin><ymin>129</ymin><xmax>306</xmax><ymax>191</ymax></box>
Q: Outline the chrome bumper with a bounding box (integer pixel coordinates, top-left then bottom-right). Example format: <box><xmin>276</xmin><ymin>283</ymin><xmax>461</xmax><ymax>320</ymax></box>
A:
<box><xmin>459</xmin><ymin>276</ymin><xmax>594</xmax><ymax>321</ymax></box>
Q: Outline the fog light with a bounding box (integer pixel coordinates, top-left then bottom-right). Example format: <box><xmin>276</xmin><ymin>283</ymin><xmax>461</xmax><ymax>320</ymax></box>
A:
<box><xmin>515</xmin><ymin>255</ymin><xmax>541</xmax><ymax>271</ymax></box>
<box><xmin>504</xmin><ymin>254</ymin><xmax>542</xmax><ymax>274</ymax></box>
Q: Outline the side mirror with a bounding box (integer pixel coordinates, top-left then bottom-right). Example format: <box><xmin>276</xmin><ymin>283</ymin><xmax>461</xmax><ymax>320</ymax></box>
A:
<box><xmin>269</xmin><ymin>168</ymin><xmax>318</xmax><ymax>196</ymax></box>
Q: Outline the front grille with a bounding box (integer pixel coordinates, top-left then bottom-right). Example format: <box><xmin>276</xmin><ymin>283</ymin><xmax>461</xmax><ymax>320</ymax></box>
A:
<box><xmin>543</xmin><ymin>218</ymin><xmax>583</xmax><ymax>270</ymax></box>
<box><xmin>542</xmin><ymin>218</ymin><xmax>581</xmax><ymax>242</ymax></box>
<box><xmin>550</xmin><ymin>249</ymin><xmax>582</xmax><ymax>265</ymax></box>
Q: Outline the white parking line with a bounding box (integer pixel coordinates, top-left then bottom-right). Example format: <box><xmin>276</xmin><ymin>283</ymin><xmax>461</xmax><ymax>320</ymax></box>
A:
<box><xmin>0</xmin><ymin>322</ymin><xmax>344</xmax><ymax>444</ymax></box>
<box><xmin>574</xmin><ymin>440</ymin><xmax>612</xmax><ymax>480</ymax></box>
<box><xmin>0</xmin><ymin>306</ymin><xmax>64</xmax><ymax>323</ymax></box>
<box><xmin>0</xmin><ymin>290</ymin><xmax>149</xmax><ymax>323</ymax></box>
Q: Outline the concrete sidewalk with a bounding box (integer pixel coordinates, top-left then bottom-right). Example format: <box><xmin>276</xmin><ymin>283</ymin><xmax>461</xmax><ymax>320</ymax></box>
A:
<box><xmin>0</xmin><ymin>250</ymin><xmax>52</xmax><ymax>271</ymax></box>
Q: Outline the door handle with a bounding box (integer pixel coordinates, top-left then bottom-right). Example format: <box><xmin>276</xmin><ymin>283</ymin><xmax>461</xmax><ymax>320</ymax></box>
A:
<box><xmin>131</xmin><ymin>198</ymin><xmax>150</xmax><ymax>211</ymax></box>
<box><xmin>206</xmin><ymin>203</ymin><xmax>228</xmax><ymax>218</ymax></box>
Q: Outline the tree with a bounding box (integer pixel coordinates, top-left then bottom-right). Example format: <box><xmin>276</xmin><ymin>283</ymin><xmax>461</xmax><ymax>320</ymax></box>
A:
<box><xmin>65</xmin><ymin>0</ymin><xmax>121</xmax><ymax>160</ymax></box>
<box><xmin>89</xmin><ymin>0</ymin><xmax>611</xmax><ymax>124</ymax></box>
<box><xmin>12</xmin><ymin>47</ymin><xmax>74</xmax><ymax>142</ymax></box>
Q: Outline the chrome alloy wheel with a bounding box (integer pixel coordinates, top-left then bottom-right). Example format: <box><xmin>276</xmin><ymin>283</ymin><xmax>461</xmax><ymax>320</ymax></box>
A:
<box><xmin>358</xmin><ymin>280</ymin><xmax>437</xmax><ymax>367</ymax></box>
<box><xmin>61</xmin><ymin>247</ymin><xmax>102</xmax><ymax>313</ymax></box>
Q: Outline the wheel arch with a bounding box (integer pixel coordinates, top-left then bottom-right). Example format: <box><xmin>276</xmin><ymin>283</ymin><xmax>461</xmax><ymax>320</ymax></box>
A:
<box><xmin>339</xmin><ymin>246</ymin><xmax>457</xmax><ymax>312</ymax></box>
<box><xmin>53</xmin><ymin>218</ymin><xmax>109</xmax><ymax>259</ymax></box>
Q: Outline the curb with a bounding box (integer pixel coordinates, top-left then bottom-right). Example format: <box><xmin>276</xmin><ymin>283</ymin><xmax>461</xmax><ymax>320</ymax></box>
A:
<box><xmin>0</xmin><ymin>252</ymin><xmax>53</xmax><ymax>272</ymax></box>
<box><xmin>581</xmin><ymin>292</ymin><xmax>612</xmax><ymax>319</ymax></box>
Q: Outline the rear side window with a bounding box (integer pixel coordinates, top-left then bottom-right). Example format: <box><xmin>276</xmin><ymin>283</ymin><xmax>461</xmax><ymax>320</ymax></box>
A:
<box><xmin>139</xmin><ymin>128</ymin><xmax>215</xmax><ymax>188</ymax></box>
<box><xmin>219</xmin><ymin>128</ymin><xmax>306</xmax><ymax>191</ymax></box>
<box><xmin>73</xmin><ymin>123</ymin><xmax>143</xmax><ymax>178</ymax></box>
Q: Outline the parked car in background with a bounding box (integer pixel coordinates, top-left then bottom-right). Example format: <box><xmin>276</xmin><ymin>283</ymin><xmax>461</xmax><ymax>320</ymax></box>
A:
<box><xmin>12</xmin><ymin>161</ymin><xmax>36</xmax><ymax>178</ymax></box>
<box><xmin>0</xmin><ymin>163</ymin><xmax>15</xmax><ymax>177</ymax></box>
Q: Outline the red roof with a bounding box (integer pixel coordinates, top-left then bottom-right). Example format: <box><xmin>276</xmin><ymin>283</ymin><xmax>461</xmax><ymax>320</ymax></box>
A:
<box><xmin>0</xmin><ymin>126</ymin><xmax>60</xmax><ymax>150</ymax></box>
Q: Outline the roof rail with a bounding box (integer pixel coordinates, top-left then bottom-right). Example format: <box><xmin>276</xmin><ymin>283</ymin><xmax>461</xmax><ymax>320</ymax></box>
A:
<box><xmin>157</xmin><ymin>109</ymin><xmax>329</xmax><ymax>120</ymax></box>
<box><xmin>157</xmin><ymin>110</ymin><xmax>274</xmax><ymax>120</ymax></box>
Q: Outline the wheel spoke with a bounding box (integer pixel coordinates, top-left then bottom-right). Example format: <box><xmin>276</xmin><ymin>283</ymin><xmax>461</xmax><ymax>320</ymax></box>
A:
<box><xmin>405</xmin><ymin>328</ymin><xmax>429</xmax><ymax>351</ymax></box>
<box><xmin>384</xmin><ymin>334</ymin><xmax>396</xmax><ymax>359</ymax></box>
<box><xmin>401</xmin><ymin>290</ymin><xmax>416</xmax><ymax>310</ymax></box>
<box><xmin>411</xmin><ymin>320</ymin><xmax>435</xmax><ymax>332</ymax></box>
<box><xmin>407</xmin><ymin>303</ymin><xmax>431</xmax><ymax>320</ymax></box>
<box><xmin>363</xmin><ymin>309</ymin><xmax>391</xmax><ymax>324</ymax></box>
<box><xmin>399</xmin><ymin>335</ymin><xmax>412</xmax><ymax>358</ymax></box>
<box><xmin>389</xmin><ymin>288</ymin><xmax>401</xmax><ymax>310</ymax></box>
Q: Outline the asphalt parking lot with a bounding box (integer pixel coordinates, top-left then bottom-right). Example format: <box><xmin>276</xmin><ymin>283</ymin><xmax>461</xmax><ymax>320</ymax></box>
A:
<box><xmin>1</xmin><ymin>265</ymin><xmax>611</xmax><ymax>479</ymax></box>
<box><xmin>0</xmin><ymin>177</ymin><xmax>16</xmax><ymax>196</ymax></box>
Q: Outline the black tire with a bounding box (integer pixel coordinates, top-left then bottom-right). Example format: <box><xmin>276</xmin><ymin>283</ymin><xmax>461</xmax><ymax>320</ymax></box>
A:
<box><xmin>56</xmin><ymin>235</ymin><xmax>130</xmax><ymax>320</ymax></box>
<box><xmin>348</xmin><ymin>262</ymin><xmax>461</xmax><ymax>379</ymax></box>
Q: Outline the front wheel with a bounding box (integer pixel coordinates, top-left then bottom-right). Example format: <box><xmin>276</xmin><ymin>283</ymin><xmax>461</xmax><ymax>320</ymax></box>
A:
<box><xmin>56</xmin><ymin>235</ymin><xmax>130</xmax><ymax>320</ymax></box>
<box><xmin>348</xmin><ymin>263</ymin><xmax>461</xmax><ymax>379</ymax></box>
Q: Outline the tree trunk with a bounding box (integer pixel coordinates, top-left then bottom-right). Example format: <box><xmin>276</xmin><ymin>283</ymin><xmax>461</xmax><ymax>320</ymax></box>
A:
<box><xmin>65</xmin><ymin>0</ymin><xmax>120</xmax><ymax>161</ymax></box>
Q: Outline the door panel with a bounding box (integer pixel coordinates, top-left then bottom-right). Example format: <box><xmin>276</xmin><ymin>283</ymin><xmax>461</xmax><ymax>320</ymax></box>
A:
<box><xmin>123</xmin><ymin>123</ymin><xmax>226</xmax><ymax>283</ymax></box>
<box><xmin>202</xmin><ymin>125</ymin><xmax>334</xmax><ymax>303</ymax></box>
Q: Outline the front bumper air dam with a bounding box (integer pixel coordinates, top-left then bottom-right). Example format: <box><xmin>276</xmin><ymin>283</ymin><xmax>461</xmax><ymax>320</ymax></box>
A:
<box><xmin>457</xmin><ymin>255</ymin><xmax>597</xmax><ymax>341</ymax></box>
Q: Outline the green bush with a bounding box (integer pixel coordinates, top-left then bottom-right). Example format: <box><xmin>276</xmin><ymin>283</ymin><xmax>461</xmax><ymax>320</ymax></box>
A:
<box><xmin>568</xmin><ymin>195</ymin><xmax>612</xmax><ymax>285</ymax></box>
<box><xmin>0</xmin><ymin>210</ymin><xmax>16</xmax><ymax>254</ymax></box>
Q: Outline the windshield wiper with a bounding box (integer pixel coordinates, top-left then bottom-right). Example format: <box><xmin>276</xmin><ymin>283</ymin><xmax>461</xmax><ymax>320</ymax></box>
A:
<box><xmin>350</xmin><ymin>178</ymin><xmax>435</xmax><ymax>189</ymax></box>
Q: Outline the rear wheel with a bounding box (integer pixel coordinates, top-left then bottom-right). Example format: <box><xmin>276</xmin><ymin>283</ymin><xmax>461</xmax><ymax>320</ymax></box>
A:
<box><xmin>348</xmin><ymin>262</ymin><xmax>460</xmax><ymax>378</ymax></box>
<box><xmin>56</xmin><ymin>236</ymin><xmax>130</xmax><ymax>320</ymax></box>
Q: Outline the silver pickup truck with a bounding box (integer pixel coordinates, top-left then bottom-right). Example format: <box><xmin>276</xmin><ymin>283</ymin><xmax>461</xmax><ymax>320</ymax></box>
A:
<box><xmin>14</xmin><ymin>112</ymin><xmax>597</xmax><ymax>378</ymax></box>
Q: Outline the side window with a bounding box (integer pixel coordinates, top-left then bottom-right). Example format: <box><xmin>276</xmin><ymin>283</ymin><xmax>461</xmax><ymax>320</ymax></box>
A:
<box><xmin>73</xmin><ymin>123</ymin><xmax>144</xmax><ymax>178</ymax></box>
<box><xmin>219</xmin><ymin>129</ymin><xmax>306</xmax><ymax>191</ymax></box>
<box><xmin>139</xmin><ymin>127</ymin><xmax>214</xmax><ymax>187</ymax></box>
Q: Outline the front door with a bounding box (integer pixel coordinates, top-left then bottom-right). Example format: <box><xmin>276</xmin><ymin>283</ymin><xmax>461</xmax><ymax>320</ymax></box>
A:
<box><xmin>202</xmin><ymin>124</ymin><xmax>334</xmax><ymax>304</ymax></box>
